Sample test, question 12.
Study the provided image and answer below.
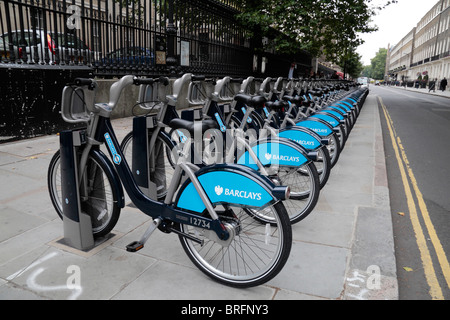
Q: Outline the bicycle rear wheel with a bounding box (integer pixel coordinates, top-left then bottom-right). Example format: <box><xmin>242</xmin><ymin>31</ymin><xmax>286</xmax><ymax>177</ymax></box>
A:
<box><xmin>47</xmin><ymin>150</ymin><xmax>120</xmax><ymax>238</ymax></box>
<box><xmin>178</xmin><ymin>202</ymin><xmax>292</xmax><ymax>288</ymax></box>
<box><xmin>276</xmin><ymin>161</ymin><xmax>320</xmax><ymax>224</ymax></box>
<box><xmin>327</xmin><ymin>132</ymin><xmax>341</xmax><ymax>168</ymax></box>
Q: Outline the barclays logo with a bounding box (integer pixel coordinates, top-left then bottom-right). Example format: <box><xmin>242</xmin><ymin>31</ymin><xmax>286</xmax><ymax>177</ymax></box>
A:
<box><xmin>215</xmin><ymin>185</ymin><xmax>224</xmax><ymax>196</ymax></box>
<box><xmin>215</xmin><ymin>185</ymin><xmax>262</xmax><ymax>200</ymax></box>
<box><xmin>264</xmin><ymin>153</ymin><xmax>300</xmax><ymax>162</ymax></box>
<box><xmin>293</xmin><ymin>139</ymin><xmax>316</xmax><ymax>146</ymax></box>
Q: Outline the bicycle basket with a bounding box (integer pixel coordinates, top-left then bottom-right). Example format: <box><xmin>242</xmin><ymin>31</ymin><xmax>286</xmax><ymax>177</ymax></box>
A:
<box><xmin>61</xmin><ymin>81</ymin><xmax>97</xmax><ymax>123</ymax></box>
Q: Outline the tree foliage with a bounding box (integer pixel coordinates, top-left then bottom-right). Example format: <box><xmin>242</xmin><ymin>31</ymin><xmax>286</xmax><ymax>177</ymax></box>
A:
<box><xmin>369</xmin><ymin>47</ymin><xmax>388</xmax><ymax>79</ymax></box>
<box><xmin>235</xmin><ymin>0</ymin><xmax>397</xmax><ymax>64</ymax></box>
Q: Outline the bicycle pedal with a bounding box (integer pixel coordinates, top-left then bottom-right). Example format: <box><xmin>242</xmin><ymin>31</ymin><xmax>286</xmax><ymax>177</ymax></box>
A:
<box><xmin>126</xmin><ymin>241</ymin><xmax>144</xmax><ymax>252</ymax></box>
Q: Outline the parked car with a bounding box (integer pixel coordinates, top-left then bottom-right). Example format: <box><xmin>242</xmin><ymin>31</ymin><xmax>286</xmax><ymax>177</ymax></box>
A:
<box><xmin>102</xmin><ymin>46</ymin><xmax>154</xmax><ymax>66</ymax></box>
<box><xmin>0</xmin><ymin>37</ymin><xmax>9</xmax><ymax>60</ymax></box>
<box><xmin>1</xmin><ymin>30</ymin><xmax>91</xmax><ymax>63</ymax></box>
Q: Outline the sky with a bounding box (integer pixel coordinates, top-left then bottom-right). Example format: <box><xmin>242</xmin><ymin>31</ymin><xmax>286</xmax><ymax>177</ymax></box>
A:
<box><xmin>357</xmin><ymin>0</ymin><xmax>438</xmax><ymax>65</ymax></box>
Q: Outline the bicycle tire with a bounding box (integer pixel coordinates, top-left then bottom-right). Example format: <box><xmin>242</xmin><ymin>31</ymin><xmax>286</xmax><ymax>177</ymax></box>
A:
<box><xmin>47</xmin><ymin>150</ymin><xmax>120</xmax><ymax>238</ymax></box>
<box><xmin>316</xmin><ymin>146</ymin><xmax>331</xmax><ymax>189</ymax></box>
<box><xmin>327</xmin><ymin>132</ymin><xmax>341</xmax><ymax>168</ymax></box>
<box><xmin>178</xmin><ymin>201</ymin><xmax>292</xmax><ymax>288</ymax></box>
<box><xmin>120</xmin><ymin>130</ymin><xmax>177</xmax><ymax>200</ymax></box>
<box><xmin>276</xmin><ymin>161</ymin><xmax>320</xmax><ymax>224</ymax></box>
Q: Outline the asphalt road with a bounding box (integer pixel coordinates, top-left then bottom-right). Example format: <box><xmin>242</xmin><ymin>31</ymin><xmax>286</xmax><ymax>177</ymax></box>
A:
<box><xmin>373</xmin><ymin>85</ymin><xmax>450</xmax><ymax>300</ymax></box>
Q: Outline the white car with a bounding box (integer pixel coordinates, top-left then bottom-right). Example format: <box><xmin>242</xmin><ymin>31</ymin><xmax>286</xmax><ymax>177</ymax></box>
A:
<box><xmin>1</xmin><ymin>30</ymin><xmax>91</xmax><ymax>63</ymax></box>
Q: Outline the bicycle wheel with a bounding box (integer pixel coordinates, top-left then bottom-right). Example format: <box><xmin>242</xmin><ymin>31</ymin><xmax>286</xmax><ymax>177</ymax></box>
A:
<box><xmin>121</xmin><ymin>131</ymin><xmax>177</xmax><ymax>200</ymax></box>
<box><xmin>178</xmin><ymin>201</ymin><xmax>292</xmax><ymax>288</ymax></box>
<box><xmin>327</xmin><ymin>132</ymin><xmax>341</xmax><ymax>168</ymax></box>
<box><xmin>315</xmin><ymin>146</ymin><xmax>331</xmax><ymax>189</ymax></box>
<box><xmin>276</xmin><ymin>161</ymin><xmax>320</xmax><ymax>224</ymax></box>
<box><xmin>47</xmin><ymin>150</ymin><xmax>120</xmax><ymax>238</ymax></box>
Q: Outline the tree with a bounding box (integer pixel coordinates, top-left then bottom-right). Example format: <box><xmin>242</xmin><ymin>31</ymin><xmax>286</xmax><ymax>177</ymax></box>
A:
<box><xmin>369</xmin><ymin>48</ymin><xmax>387</xmax><ymax>80</ymax></box>
<box><xmin>338</xmin><ymin>49</ymin><xmax>364</xmax><ymax>79</ymax></box>
<box><xmin>235</xmin><ymin>0</ymin><xmax>397</xmax><ymax>65</ymax></box>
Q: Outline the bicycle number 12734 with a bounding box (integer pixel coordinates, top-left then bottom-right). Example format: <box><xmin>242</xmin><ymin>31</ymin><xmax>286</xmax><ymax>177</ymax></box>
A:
<box><xmin>190</xmin><ymin>217</ymin><xmax>211</xmax><ymax>229</ymax></box>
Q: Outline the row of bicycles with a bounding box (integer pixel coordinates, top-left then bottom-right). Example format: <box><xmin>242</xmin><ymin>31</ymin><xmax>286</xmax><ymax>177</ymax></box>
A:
<box><xmin>47</xmin><ymin>73</ymin><xmax>369</xmax><ymax>288</ymax></box>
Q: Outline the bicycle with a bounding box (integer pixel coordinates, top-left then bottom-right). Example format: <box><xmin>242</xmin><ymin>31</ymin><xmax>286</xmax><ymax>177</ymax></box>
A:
<box><xmin>183</xmin><ymin>74</ymin><xmax>322</xmax><ymax>224</ymax></box>
<box><xmin>120</xmin><ymin>73</ymin><xmax>320</xmax><ymax>224</ymax></box>
<box><xmin>47</xmin><ymin>75</ymin><xmax>293</xmax><ymax>288</ymax></box>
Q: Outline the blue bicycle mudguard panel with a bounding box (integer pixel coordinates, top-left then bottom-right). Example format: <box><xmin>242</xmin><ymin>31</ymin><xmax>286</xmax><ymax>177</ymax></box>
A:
<box><xmin>176</xmin><ymin>169</ymin><xmax>275</xmax><ymax>213</ymax></box>
<box><xmin>310</xmin><ymin>114</ymin><xmax>339</xmax><ymax>127</ymax></box>
<box><xmin>339</xmin><ymin>100</ymin><xmax>354</xmax><ymax>109</ymax></box>
<box><xmin>334</xmin><ymin>103</ymin><xmax>351</xmax><ymax>111</ymax></box>
<box><xmin>327</xmin><ymin>105</ymin><xmax>348</xmax><ymax>116</ymax></box>
<box><xmin>278</xmin><ymin>128</ymin><xmax>321</xmax><ymax>150</ymax></box>
<box><xmin>344</xmin><ymin>97</ymin><xmax>357</xmax><ymax>103</ymax></box>
<box><xmin>321</xmin><ymin>109</ymin><xmax>344</xmax><ymax>120</ymax></box>
<box><xmin>295</xmin><ymin>120</ymin><xmax>333</xmax><ymax>136</ymax></box>
<box><xmin>236</xmin><ymin>139</ymin><xmax>309</xmax><ymax>170</ymax></box>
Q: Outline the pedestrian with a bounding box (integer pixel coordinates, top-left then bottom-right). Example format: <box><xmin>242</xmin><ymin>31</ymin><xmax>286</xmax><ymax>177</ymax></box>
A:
<box><xmin>440</xmin><ymin>77</ymin><xmax>447</xmax><ymax>92</ymax></box>
<box><xmin>288</xmin><ymin>62</ymin><xmax>297</xmax><ymax>79</ymax></box>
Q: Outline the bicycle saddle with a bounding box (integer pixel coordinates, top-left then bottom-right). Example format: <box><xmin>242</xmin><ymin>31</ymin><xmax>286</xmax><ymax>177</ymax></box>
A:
<box><xmin>169</xmin><ymin>118</ymin><xmax>219</xmax><ymax>134</ymax></box>
<box><xmin>282</xmin><ymin>95</ymin><xmax>302</xmax><ymax>105</ymax></box>
<box><xmin>266</xmin><ymin>100</ymin><xmax>287</xmax><ymax>110</ymax></box>
<box><xmin>234</xmin><ymin>94</ymin><xmax>266</xmax><ymax>108</ymax></box>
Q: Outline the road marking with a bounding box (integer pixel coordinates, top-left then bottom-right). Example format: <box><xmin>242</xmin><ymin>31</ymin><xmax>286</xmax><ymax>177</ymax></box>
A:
<box><xmin>379</xmin><ymin>97</ymin><xmax>450</xmax><ymax>299</ymax></box>
<box><xmin>396</xmin><ymin>135</ymin><xmax>450</xmax><ymax>291</ymax></box>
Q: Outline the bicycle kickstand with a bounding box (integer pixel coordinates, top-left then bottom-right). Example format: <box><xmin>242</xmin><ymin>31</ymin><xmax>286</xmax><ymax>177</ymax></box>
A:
<box><xmin>126</xmin><ymin>218</ymin><xmax>162</xmax><ymax>252</ymax></box>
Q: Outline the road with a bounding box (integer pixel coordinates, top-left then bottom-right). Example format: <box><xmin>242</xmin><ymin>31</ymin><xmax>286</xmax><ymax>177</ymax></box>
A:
<box><xmin>372</xmin><ymin>85</ymin><xmax>450</xmax><ymax>300</ymax></box>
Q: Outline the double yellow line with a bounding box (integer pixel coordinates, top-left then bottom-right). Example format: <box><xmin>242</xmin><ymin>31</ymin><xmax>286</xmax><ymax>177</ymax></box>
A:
<box><xmin>379</xmin><ymin>97</ymin><xmax>450</xmax><ymax>299</ymax></box>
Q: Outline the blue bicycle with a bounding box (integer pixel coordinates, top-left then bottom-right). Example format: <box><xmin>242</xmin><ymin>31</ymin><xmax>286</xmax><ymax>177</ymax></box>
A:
<box><xmin>47</xmin><ymin>75</ymin><xmax>292</xmax><ymax>288</ymax></box>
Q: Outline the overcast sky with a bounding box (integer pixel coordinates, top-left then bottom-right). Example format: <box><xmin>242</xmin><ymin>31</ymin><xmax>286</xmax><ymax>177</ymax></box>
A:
<box><xmin>357</xmin><ymin>0</ymin><xmax>439</xmax><ymax>65</ymax></box>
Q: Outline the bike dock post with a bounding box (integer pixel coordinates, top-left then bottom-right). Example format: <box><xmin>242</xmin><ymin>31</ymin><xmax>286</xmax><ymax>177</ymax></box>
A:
<box><xmin>131</xmin><ymin>116</ymin><xmax>158</xmax><ymax>200</ymax></box>
<box><xmin>59</xmin><ymin>130</ymin><xmax>95</xmax><ymax>251</ymax></box>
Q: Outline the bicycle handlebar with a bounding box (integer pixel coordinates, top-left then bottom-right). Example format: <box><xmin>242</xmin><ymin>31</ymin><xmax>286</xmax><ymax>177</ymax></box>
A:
<box><xmin>133</xmin><ymin>76</ymin><xmax>170</xmax><ymax>86</ymax></box>
<box><xmin>73</xmin><ymin>78</ymin><xmax>93</xmax><ymax>86</ymax></box>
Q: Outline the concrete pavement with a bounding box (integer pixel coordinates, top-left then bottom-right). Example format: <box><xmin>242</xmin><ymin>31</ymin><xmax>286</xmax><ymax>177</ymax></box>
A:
<box><xmin>0</xmin><ymin>91</ymin><xmax>398</xmax><ymax>301</ymax></box>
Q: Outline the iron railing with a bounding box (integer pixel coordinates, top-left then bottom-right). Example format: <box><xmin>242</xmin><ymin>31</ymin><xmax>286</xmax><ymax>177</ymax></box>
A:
<box><xmin>0</xmin><ymin>0</ymin><xmax>259</xmax><ymax>77</ymax></box>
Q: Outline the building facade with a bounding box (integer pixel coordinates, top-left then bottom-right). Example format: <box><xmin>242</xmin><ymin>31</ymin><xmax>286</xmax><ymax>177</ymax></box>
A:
<box><xmin>386</xmin><ymin>0</ymin><xmax>450</xmax><ymax>89</ymax></box>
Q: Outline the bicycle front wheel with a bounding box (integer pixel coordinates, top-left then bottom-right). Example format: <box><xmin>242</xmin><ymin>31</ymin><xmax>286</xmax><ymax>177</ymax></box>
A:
<box><xmin>121</xmin><ymin>130</ymin><xmax>177</xmax><ymax>200</ymax></box>
<box><xmin>47</xmin><ymin>150</ymin><xmax>120</xmax><ymax>238</ymax></box>
<box><xmin>178</xmin><ymin>202</ymin><xmax>292</xmax><ymax>288</ymax></box>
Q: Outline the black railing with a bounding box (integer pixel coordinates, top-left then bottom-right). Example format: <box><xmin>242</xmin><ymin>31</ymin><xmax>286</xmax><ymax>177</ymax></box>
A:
<box><xmin>0</xmin><ymin>0</ymin><xmax>313</xmax><ymax>142</ymax></box>
<box><xmin>0</xmin><ymin>0</ymin><xmax>258</xmax><ymax>77</ymax></box>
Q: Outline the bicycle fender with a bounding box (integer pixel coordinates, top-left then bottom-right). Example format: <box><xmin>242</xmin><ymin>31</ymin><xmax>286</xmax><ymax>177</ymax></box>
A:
<box><xmin>91</xmin><ymin>149</ymin><xmax>125</xmax><ymax>208</ymax></box>
<box><xmin>320</xmin><ymin>109</ymin><xmax>345</xmax><ymax>121</ymax></box>
<box><xmin>295</xmin><ymin>119</ymin><xmax>333</xmax><ymax>137</ymax></box>
<box><xmin>175</xmin><ymin>164</ymin><xmax>284</xmax><ymax>213</ymax></box>
<box><xmin>278</xmin><ymin>126</ymin><xmax>322</xmax><ymax>150</ymax></box>
<box><xmin>309</xmin><ymin>114</ymin><xmax>339</xmax><ymax>127</ymax></box>
<box><xmin>236</xmin><ymin>137</ymin><xmax>310</xmax><ymax>170</ymax></box>
<box><xmin>333</xmin><ymin>103</ymin><xmax>351</xmax><ymax>112</ymax></box>
<box><xmin>339</xmin><ymin>100</ymin><xmax>354</xmax><ymax>109</ymax></box>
